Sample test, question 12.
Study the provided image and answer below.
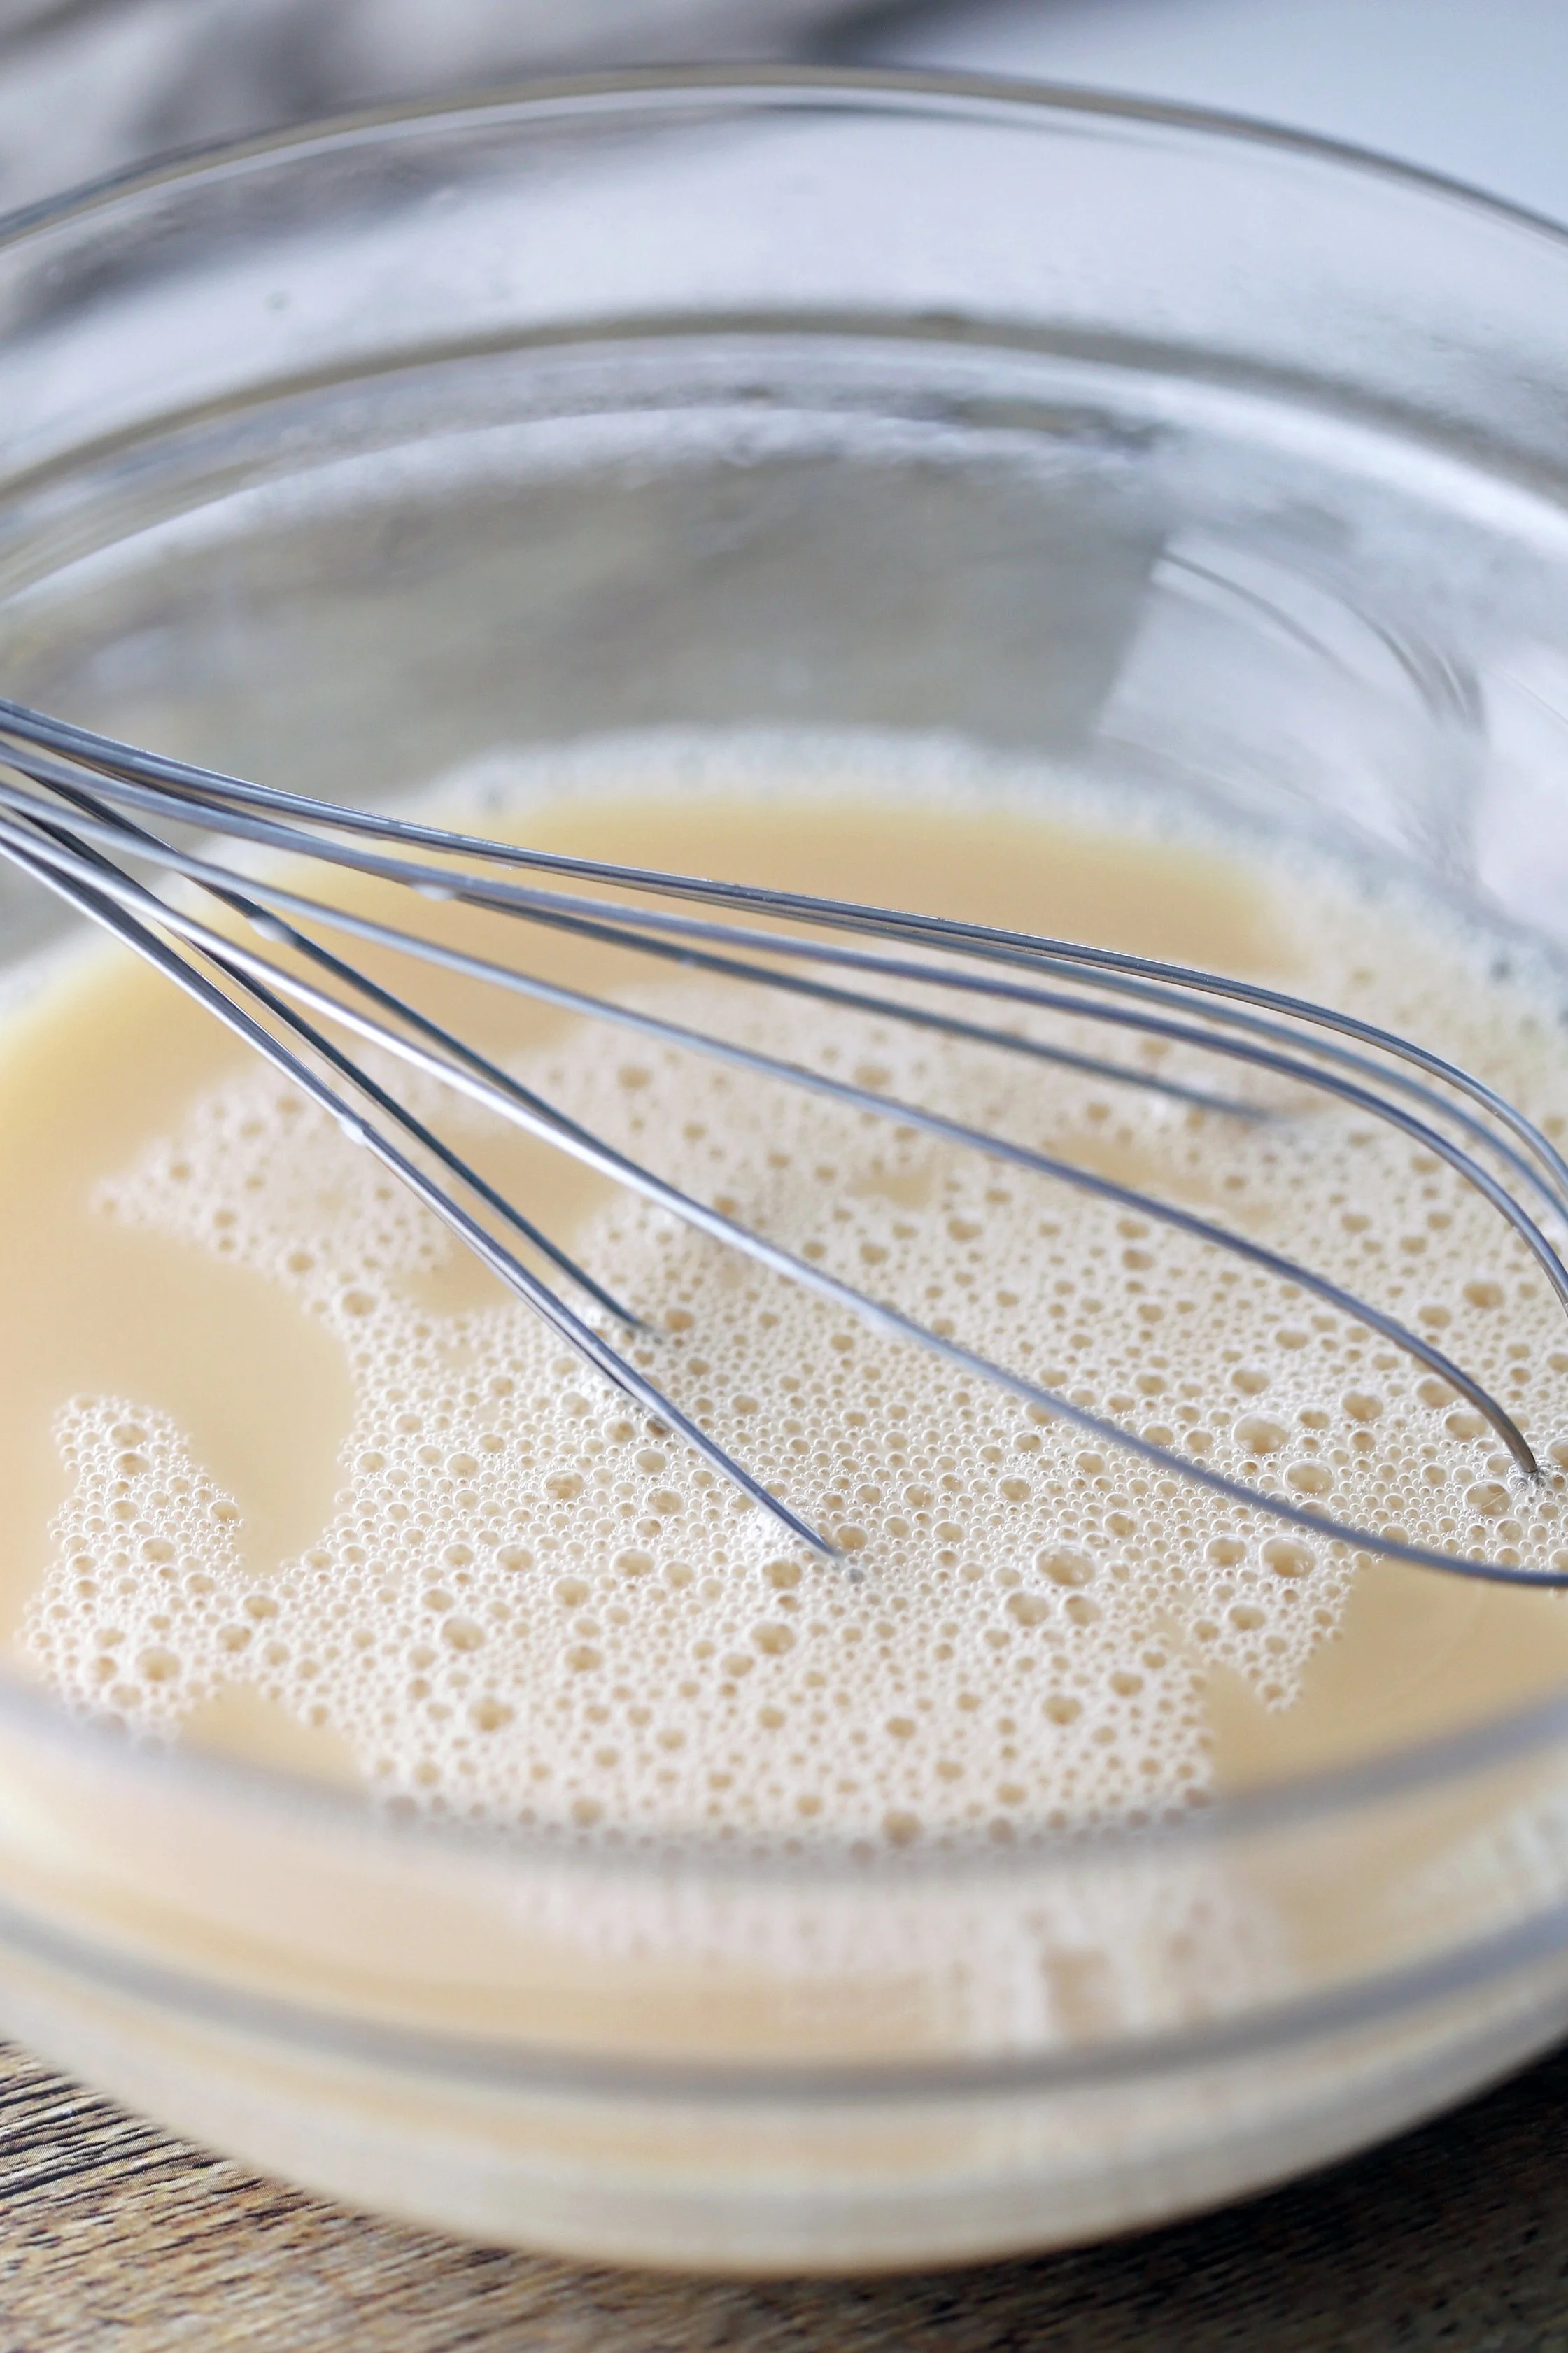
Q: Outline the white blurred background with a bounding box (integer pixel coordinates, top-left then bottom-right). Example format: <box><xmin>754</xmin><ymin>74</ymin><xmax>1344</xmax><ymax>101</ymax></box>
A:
<box><xmin>1</xmin><ymin>0</ymin><xmax>1565</xmax><ymax>223</ymax></box>
<box><xmin>846</xmin><ymin>0</ymin><xmax>1568</xmax><ymax>225</ymax></box>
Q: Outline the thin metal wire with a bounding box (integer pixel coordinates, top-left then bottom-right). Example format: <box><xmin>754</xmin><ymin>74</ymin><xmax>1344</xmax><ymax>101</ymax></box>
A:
<box><xmin>7</xmin><ymin>709</ymin><xmax>1568</xmax><ymax>1243</ymax></box>
<box><xmin>0</xmin><ymin>812</ymin><xmax>833</xmax><ymax>1560</ymax></box>
<box><xmin>3</xmin><ymin>747</ymin><xmax>1566</xmax><ymax>1331</ymax></box>
<box><xmin>1</xmin><ymin>695</ymin><xmax>1565</xmax><ymax>1589</ymax></box>
<box><xmin>7</xmin><ymin>694</ymin><xmax>1565</xmax><ymax>1221</ymax></box>
<box><xmin>0</xmin><ymin>772</ymin><xmax>1537</xmax><ymax>1469</ymax></box>
<box><xmin>34</xmin><ymin>770</ymin><xmax>648</xmax><ymax>1335</ymax></box>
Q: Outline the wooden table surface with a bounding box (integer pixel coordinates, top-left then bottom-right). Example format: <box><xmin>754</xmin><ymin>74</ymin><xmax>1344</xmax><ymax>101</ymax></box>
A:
<box><xmin>3</xmin><ymin>2038</ymin><xmax>1568</xmax><ymax>2350</ymax></box>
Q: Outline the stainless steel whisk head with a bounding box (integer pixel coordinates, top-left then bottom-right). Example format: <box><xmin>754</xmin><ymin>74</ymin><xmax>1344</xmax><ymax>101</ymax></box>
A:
<box><xmin>1</xmin><ymin>693</ymin><xmax>1565</xmax><ymax>1590</ymax></box>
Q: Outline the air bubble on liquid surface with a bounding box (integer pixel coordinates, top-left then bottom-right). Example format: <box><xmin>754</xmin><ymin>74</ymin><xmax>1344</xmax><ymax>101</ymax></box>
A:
<box><xmin>22</xmin><ymin>731</ymin><xmax>1568</xmax><ymax>1863</ymax></box>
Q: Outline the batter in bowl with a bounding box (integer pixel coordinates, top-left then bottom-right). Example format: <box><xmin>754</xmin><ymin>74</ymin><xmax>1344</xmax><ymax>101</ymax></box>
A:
<box><xmin>3</xmin><ymin>731</ymin><xmax>1567</xmax><ymax>1847</ymax></box>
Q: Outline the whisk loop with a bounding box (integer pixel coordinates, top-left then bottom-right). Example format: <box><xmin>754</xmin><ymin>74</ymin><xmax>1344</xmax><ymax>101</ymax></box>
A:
<box><xmin>1</xmin><ymin>693</ymin><xmax>1565</xmax><ymax>1590</ymax></box>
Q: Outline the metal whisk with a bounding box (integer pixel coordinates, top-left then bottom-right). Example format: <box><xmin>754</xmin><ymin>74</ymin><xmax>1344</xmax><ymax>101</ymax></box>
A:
<box><xmin>1</xmin><ymin>693</ymin><xmax>1565</xmax><ymax>1591</ymax></box>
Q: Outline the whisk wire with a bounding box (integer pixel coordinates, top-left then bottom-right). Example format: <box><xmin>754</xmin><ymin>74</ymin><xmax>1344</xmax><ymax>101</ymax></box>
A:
<box><xmin>2</xmin><ymin>696</ymin><xmax>1565</xmax><ymax>1589</ymax></box>
<box><xmin>6</xmin><ymin>805</ymin><xmax>1558</xmax><ymax>1588</ymax></box>
<box><xmin>0</xmin><ymin>808</ymin><xmax>834</xmax><ymax>1558</ymax></box>
<box><xmin>0</xmin><ymin>768</ymin><xmax>1544</xmax><ymax>1475</ymax></box>
<box><xmin>8</xmin><ymin>693</ymin><xmax>1564</xmax><ymax>1225</ymax></box>
<box><xmin>6</xmin><ymin>719</ymin><xmax>1567</xmax><ymax>1246</ymax></box>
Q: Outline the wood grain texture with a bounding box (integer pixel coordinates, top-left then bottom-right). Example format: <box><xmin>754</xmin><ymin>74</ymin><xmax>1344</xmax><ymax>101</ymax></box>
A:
<box><xmin>3</xmin><ymin>2037</ymin><xmax>1568</xmax><ymax>2350</ymax></box>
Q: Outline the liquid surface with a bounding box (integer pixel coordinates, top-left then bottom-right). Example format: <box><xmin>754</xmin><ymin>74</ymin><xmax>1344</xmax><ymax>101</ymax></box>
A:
<box><xmin>5</xmin><ymin>733</ymin><xmax>1568</xmax><ymax>1848</ymax></box>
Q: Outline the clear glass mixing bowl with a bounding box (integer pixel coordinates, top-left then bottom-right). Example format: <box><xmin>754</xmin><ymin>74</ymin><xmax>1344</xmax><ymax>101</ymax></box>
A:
<box><xmin>4</xmin><ymin>70</ymin><xmax>1568</xmax><ymax>2273</ymax></box>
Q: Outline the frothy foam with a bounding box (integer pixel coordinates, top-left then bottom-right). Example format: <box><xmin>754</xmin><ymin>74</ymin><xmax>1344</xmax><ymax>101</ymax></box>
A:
<box><xmin>23</xmin><ymin>733</ymin><xmax>1568</xmax><ymax>1848</ymax></box>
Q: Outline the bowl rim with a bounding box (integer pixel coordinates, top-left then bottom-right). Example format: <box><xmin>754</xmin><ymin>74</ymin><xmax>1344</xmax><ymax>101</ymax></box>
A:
<box><xmin>4</xmin><ymin>58</ymin><xmax>1568</xmax><ymax>253</ymax></box>
<box><xmin>3</xmin><ymin>61</ymin><xmax>1568</xmax><ymax>1909</ymax></box>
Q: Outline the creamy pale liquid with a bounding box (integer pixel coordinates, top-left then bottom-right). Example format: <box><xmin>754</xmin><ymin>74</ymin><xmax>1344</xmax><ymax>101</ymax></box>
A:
<box><xmin>5</xmin><ymin>733</ymin><xmax>1568</xmax><ymax>1850</ymax></box>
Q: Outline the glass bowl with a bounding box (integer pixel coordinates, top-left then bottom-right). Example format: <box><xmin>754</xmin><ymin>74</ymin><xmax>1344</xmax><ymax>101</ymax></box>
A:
<box><xmin>5</xmin><ymin>69</ymin><xmax>1568</xmax><ymax>2274</ymax></box>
